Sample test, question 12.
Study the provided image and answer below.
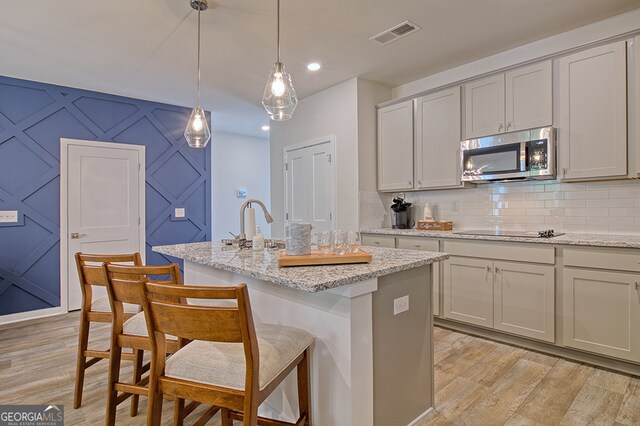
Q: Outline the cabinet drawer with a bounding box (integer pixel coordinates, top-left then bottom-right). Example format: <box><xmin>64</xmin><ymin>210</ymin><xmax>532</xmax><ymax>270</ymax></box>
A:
<box><xmin>443</xmin><ymin>240</ymin><xmax>555</xmax><ymax>264</ymax></box>
<box><xmin>397</xmin><ymin>236</ymin><xmax>439</xmax><ymax>252</ymax></box>
<box><xmin>361</xmin><ymin>234</ymin><xmax>396</xmax><ymax>248</ymax></box>
<box><xmin>564</xmin><ymin>247</ymin><xmax>640</xmax><ymax>273</ymax></box>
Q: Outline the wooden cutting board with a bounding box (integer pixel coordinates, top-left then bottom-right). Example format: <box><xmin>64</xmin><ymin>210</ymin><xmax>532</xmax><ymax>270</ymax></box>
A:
<box><xmin>278</xmin><ymin>249</ymin><xmax>373</xmax><ymax>267</ymax></box>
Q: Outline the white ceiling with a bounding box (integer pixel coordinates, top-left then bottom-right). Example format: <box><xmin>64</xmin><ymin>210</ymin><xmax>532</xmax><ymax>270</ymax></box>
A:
<box><xmin>1</xmin><ymin>0</ymin><xmax>639</xmax><ymax>139</ymax></box>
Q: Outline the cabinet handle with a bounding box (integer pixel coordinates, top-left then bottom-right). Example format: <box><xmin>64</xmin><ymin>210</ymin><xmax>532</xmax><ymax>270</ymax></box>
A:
<box><xmin>562</xmin><ymin>168</ymin><xmax>567</xmax><ymax>178</ymax></box>
<box><xmin>498</xmin><ymin>123</ymin><xmax>504</xmax><ymax>132</ymax></box>
<box><xmin>495</xmin><ymin>266</ymin><xmax>500</xmax><ymax>273</ymax></box>
<box><xmin>507</xmin><ymin>122</ymin><xmax>512</xmax><ymax>130</ymax></box>
<box><xmin>414</xmin><ymin>244</ymin><xmax>421</xmax><ymax>248</ymax></box>
<box><xmin>486</xmin><ymin>265</ymin><xmax>492</xmax><ymax>272</ymax></box>
<box><xmin>636</xmin><ymin>282</ymin><xmax>639</xmax><ymax>290</ymax></box>
<box><xmin>374</xmin><ymin>241</ymin><xmax>380</xmax><ymax>245</ymax></box>
<box><xmin>418</xmin><ymin>180</ymin><xmax>422</xmax><ymax>186</ymax></box>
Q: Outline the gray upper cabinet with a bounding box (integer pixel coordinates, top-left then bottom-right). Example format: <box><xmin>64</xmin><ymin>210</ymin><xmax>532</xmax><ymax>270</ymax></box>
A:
<box><xmin>464</xmin><ymin>61</ymin><xmax>552</xmax><ymax>139</ymax></box>
<box><xmin>415</xmin><ymin>87</ymin><xmax>462</xmax><ymax>190</ymax></box>
<box><xmin>558</xmin><ymin>41</ymin><xmax>627</xmax><ymax>181</ymax></box>
<box><xmin>464</xmin><ymin>74</ymin><xmax>505</xmax><ymax>139</ymax></box>
<box><xmin>377</xmin><ymin>100</ymin><xmax>414</xmax><ymax>191</ymax></box>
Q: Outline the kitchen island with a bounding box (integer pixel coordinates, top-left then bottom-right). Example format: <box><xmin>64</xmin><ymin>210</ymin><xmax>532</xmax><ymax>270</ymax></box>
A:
<box><xmin>154</xmin><ymin>241</ymin><xmax>448</xmax><ymax>426</ymax></box>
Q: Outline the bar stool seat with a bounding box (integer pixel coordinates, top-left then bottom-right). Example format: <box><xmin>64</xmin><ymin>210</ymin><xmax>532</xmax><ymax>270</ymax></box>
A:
<box><xmin>91</xmin><ymin>296</ymin><xmax>139</xmax><ymax>313</ymax></box>
<box><xmin>123</xmin><ymin>312</ymin><xmax>177</xmax><ymax>339</ymax></box>
<box><xmin>165</xmin><ymin>323</ymin><xmax>313</xmax><ymax>391</ymax></box>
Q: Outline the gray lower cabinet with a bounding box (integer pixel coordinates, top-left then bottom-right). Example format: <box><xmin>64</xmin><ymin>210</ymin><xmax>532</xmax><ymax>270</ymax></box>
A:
<box><xmin>563</xmin><ymin>268</ymin><xmax>640</xmax><ymax>363</ymax></box>
<box><xmin>361</xmin><ymin>234</ymin><xmax>396</xmax><ymax>248</ymax></box>
<box><xmin>362</xmin><ymin>235</ymin><xmax>441</xmax><ymax>317</ymax></box>
<box><xmin>493</xmin><ymin>261</ymin><xmax>555</xmax><ymax>343</ymax></box>
<box><xmin>396</xmin><ymin>236</ymin><xmax>441</xmax><ymax>317</ymax></box>
<box><xmin>443</xmin><ymin>256</ymin><xmax>555</xmax><ymax>342</ymax></box>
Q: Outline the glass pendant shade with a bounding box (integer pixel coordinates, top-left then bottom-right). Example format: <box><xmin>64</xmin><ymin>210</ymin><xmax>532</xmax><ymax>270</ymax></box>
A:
<box><xmin>184</xmin><ymin>107</ymin><xmax>211</xmax><ymax>148</ymax></box>
<box><xmin>262</xmin><ymin>62</ymin><xmax>298</xmax><ymax>121</ymax></box>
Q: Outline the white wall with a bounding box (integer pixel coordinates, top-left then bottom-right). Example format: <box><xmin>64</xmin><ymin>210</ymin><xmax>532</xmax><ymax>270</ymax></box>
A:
<box><xmin>212</xmin><ymin>131</ymin><xmax>271</xmax><ymax>240</ymax></box>
<box><xmin>270</xmin><ymin>79</ymin><xmax>360</xmax><ymax>238</ymax></box>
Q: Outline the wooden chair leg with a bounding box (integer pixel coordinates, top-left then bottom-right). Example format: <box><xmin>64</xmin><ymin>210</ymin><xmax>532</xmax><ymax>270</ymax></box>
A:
<box><xmin>73</xmin><ymin>311</ymin><xmax>90</xmax><ymax>409</ymax></box>
<box><xmin>297</xmin><ymin>348</ymin><xmax>311</xmax><ymax>426</ymax></box>
<box><xmin>146</xmin><ymin>378</ymin><xmax>164</xmax><ymax>426</ymax></box>
<box><xmin>105</xmin><ymin>344</ymin><xmax>122</xmax><ymax>426</ymax></box>
<box><xmin>221</xmin><ymin>408</ymin><xmax>233</xmax><ymax>426</ymax></box>
<box><xmin>173</xmin><ymin>398</ymin><xmax>185</xmax><ymax>426</ymax></box>
<box><xmin>130</xmin><ymin>349</ymin><xmax>144</xmax><ymax>417</ymax></box>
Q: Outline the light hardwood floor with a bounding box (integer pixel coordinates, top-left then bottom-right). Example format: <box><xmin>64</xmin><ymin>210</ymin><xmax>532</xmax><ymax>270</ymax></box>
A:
<box><xmin>1</xmin><ymin>312</ymin><xmax>639</xmax><ymax>425</ymax></box>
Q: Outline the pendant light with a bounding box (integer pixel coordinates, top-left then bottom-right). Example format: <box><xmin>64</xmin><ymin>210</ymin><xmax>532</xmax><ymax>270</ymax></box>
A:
<box><xmin>262</xmin><ymin>0</ymin><xmax>298</xmax><ymax>121</ymax></box>
<box><xmin>184</xmin><ymin>0</ymin><xmax>211</xmax><ymax>148</ymax></box>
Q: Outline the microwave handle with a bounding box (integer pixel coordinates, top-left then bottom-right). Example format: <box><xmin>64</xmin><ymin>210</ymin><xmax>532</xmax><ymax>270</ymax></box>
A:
<box><xmin>520</xmin><ymin>142</ymin><xmax>527</xmax><ymax>172</ymax></box>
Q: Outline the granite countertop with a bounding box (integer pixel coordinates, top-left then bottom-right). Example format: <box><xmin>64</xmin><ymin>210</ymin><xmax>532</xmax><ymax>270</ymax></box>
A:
<box><xmin>153</xmin><ymin>242</ymin><xmax>448</xmax><ymax>293</ymax></box>
<box><xmin>361</xmin><ymin>228</ymin><xmax>640</xmax><ymax>249</ymax></box>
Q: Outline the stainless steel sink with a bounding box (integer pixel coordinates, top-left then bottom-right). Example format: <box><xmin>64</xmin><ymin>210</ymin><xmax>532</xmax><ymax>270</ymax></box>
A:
<box><xmin>221</xmin><ymin>238</ymin><xmax>285</xmax><ymax>249</ymax></box>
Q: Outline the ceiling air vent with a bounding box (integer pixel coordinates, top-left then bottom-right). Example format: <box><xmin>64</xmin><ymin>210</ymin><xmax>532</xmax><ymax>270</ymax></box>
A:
<box><xmin>370</xmin><ymin>20</ymin><xmax>421</xmax><ymax>46</ymax></box>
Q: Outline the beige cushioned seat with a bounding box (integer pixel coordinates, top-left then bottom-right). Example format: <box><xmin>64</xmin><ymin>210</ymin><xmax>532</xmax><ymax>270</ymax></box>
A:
<box><xmin>92</xmin><ymin>296</ymin><xmax>139</xmax><ymax>314</ymax></box>
<box><xmin>165</xmin><ymin>323</ymin><xmax>313</xmax><ymax>391</ymax></box>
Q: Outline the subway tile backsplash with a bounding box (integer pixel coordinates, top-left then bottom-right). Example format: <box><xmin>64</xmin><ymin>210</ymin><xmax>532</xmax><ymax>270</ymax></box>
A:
<box><xmin>363</xmin><ymin>179</ymin><xmax>640</xmax><ymax>235</ymax></box>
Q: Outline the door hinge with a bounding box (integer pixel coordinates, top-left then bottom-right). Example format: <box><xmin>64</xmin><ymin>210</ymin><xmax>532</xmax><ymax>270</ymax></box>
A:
<box><xmin>329</xmin><ymin>212</ymin><xmax>332</xmax><ymax>220</ymax></box>
<box><xmin>327</xmin><ymin>154</ymin><xmax>332</xmax><ymax>164</ymax></box>
<box><xmin>138</xmin><ymin>163</ymin><xmax>141</xmax><ymax>171</ymax></box>
<box><xmin>284</xmin><ymin>163</ymin><xmax>289</xmax><ymax>171</ymax></box>
<box><xmin>138</xmin><ymin>217</ymin><xmax>141</xmax><ymax>225</ymax></box>
<box><xmin>286</xmin><ymin>212</ymin><xmax>289</xmax><ymax>220</ymax></box>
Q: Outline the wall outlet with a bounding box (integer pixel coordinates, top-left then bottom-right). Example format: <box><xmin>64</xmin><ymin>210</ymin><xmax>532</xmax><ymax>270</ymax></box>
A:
<box><xmin>451</xmin><ymin>200</ymin><xmax>460</xmax><ymax>212</ymax></box>
<box><xmin>393</xmin><ymin>295</ymin><xmax>409</xmax><ymax>315</ymax></box>
<box><xmin>174</xmin><ymin>208</ymin><xmax>186</xmax><ymax>218</ymax></box>
<box><xmin>0</xmin><ymin>210</ymin><xmax>18</xmax><ymax>223</ymax></box>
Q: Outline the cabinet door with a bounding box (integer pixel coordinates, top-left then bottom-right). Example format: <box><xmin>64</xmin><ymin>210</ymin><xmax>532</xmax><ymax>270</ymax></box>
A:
<box><xmin>563</xmin><ymin>268</ymin><xmax>640</xmax><ymax>363</ymax></box>
<box><xmin>493</xmin><ymin>261</ymin><xmax>555</xmax><ymax>343</ymax></box>
<box><xmin>443</xmin><ymin>257</ymin><xmax>493</xmax><ymax>327</ymax></box>
<box><xmin>505</xmin><ymin>61</ymin><xmax>552</xmax><ymax>132</ymax></box>
<box><xmin>415</xmin><ymin>87</ymin><xmax>461</xmax><ymax>189</ymax></box>
<box><xmin>464</xmin><ymin>74</ymin><xmax>505</xmax><ymax>139</ymax></box>
<box><xmin>397</xmin><ymin>236</ymin><xmax>441</xmax><ymax>316</ymax></box>
<box><xmin>558</xmin><ymin>41</ymin><xmax>627</xmax><ymax>180</ymax></box>
<box><xmin>361</xmin><ymin>234</ymin><xmax>396</xmax><ymax>248</ymax></box>
<box><xmin>377</xmin><ymin>100</ymin><xmax>414</xmax><ymax>191</ymax></box>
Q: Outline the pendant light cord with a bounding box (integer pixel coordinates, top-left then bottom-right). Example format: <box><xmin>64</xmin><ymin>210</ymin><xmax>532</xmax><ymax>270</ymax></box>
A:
<box><xmin>276</xmin><ymin>0</ymin><xmax>280</xmax><ymax>63</ymax></box>
<box><xmin>196</xmin><ymin>7</ymin><xmax>202</xmax><ymax>108</ymax></box>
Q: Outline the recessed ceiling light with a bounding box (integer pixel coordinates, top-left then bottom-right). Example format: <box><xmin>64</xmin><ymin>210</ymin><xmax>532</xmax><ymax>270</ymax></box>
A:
<box><xmin>261</xmin><ymin>125</ymin><xmax>270</xmax><ymax>131</ymax></box>
<box><xmin>307</xmin><ymin>62</ymin><xmax>321</xmax><ymax>71</ymax></box>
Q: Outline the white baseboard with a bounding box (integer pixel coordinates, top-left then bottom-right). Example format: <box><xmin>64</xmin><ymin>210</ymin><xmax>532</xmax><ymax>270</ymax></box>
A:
<box><xmin>407</xmin><ymin>407</ymin><xmax>434</xmax><ymax>426</ymax></box>
<box><xmin>0</xmin><ymin>307</ymin><xmax>64</xmax><ymax>326</ymax></box>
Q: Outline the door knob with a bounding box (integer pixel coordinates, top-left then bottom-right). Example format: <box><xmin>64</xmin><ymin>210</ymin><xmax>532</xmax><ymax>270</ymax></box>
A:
<box><xmin>71</xmin><ymin>233</ymin><xmax>87</xmax><ymax>239</ymax></box>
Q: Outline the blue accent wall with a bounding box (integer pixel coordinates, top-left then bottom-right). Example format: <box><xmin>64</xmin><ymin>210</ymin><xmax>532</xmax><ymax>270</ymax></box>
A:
<box><xmin>0</xmin><ymin>76</ymin><xmax>211</xmax><ymax>316</ymax></box>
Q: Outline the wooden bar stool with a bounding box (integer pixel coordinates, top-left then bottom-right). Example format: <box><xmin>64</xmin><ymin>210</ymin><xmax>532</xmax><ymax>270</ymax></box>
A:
<box><xmin>73</xmin><ymin>252</ymin><xmax>143</xmax><ymax>409</ymax></box>
<box><xmin>103</xmin><ymin>263</ymin><xmax>191</xmax><ymax>426</ymax></box>
<box><xmin>138</xmin><ymin>281</ymin><xmax>313</xmax><ymax>426</ymax></box>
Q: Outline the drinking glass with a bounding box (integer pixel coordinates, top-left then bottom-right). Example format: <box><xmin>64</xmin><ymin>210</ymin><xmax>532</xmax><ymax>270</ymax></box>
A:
<box><xmin>333</xmin><ymin>230</ymin><xmax>348</xmax><ymax>256</ymax></box>
<box><xmin>347</xmin><ymin>230</ymin><xmax>361</xmax><ymax>253</ymax></box>
<box><xmin>318</xmin><ymin>231</ymin><xmax>333</xmax><ymax>255</ymax></box>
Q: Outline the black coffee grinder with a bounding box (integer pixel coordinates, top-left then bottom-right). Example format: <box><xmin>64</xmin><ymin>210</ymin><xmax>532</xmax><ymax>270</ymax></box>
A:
<box><xmin>390</xmin><ymin>193</ymin><xmax>415</xmax><ymax>229</ymax></box>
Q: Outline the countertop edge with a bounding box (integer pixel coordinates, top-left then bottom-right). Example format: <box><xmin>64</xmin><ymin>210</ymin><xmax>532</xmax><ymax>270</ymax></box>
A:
<box><xmin>153</xmin><ymin>245</ymin><xmax>449</xmax><ymax>293</ymax></box>
<box><xmin>360</xmin><ymin>229</ymin><xmax>640</xmax><ymax>250</ymax></box>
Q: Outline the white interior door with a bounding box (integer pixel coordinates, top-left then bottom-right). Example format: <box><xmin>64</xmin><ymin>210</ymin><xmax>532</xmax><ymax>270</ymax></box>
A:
<box><xmin>62</xmin><ymin>139</ymin><xmax>145</xmax><ymax>311</ymax></box>
<box><xmin>285</xmin><ymin>139</ymin><xmax>334</xmax><ymax>233</ymax></box>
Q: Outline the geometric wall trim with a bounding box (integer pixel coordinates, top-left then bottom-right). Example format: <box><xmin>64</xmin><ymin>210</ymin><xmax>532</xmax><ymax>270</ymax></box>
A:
<box><xmin>0</xmin><ymin>75</ymin><xmax>211</xmax><ymax>316</ymax></box>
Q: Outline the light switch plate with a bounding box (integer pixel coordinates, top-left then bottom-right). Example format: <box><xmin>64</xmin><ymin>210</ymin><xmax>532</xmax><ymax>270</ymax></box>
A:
<box><xmin>393</xmin><ymin>295</ymin><xmax>409</xmax><ymax>315</ymax></box>
<box><xmin>174</xmin><ymin>208</ymin><xmax>186</xmax><ymax>218</ymax></box>
<box><xmin>236</xmin><ymin>188</ymin><xmax>247</xmax><ymax>198</ymax></box>
<box><xmin>0</xmin><ymin>210</ymin><xmax>18</xmax><ymax>223</ymax></box>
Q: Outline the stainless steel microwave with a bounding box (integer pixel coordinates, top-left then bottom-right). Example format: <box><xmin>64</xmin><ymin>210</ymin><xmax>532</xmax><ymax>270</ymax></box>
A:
<box><xmin>460</xmin><ymin>127</ymin><xmax>556</xmax><ymax>182</ymax></box>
